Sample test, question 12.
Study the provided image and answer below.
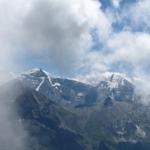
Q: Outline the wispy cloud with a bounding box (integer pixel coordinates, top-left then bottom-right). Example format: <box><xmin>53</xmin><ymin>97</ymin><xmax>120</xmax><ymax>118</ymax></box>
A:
<box><xmin>111</xmin><ymin>0</ymin><xmax>122</xmax><ymax>8</ymax></box>
<box><xmin>76</xmin><ymin>0</ymin><xmax>150</xmax><ymax>84</ymax></box>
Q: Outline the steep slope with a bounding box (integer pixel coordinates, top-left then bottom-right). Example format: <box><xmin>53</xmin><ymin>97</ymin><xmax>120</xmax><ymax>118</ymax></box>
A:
<box><xmin>0</xmin><ymin>80</ymin><xmax>91</xmax><ymax>150</ymax></box>
<box><xmin>75</xmin><ymin>101</ymin><xmax>150</xmax><ymax>150</ymax></box>
<box><xmin>18</xmin><ymin>68</ymin><xmax>136</xmax><ymax>108</ymax></box>
<box><xmin>1</xmin><ymin>71</ymin><xmax>150</xmax><ymax>150</ymax></box>
<box><xmin>18</xmin><ymin>68</ymin><xmax>97</xmax><ymax>107</ymax></box>
<box><xmin>18</xmin><ymin>69</ymin><xmax>136</xmax><ymax>106</ymax></box>
<box><xmin>96</xmin><ymin>72</ymin><xmax>135</xmax><ymax>102</ymax></box>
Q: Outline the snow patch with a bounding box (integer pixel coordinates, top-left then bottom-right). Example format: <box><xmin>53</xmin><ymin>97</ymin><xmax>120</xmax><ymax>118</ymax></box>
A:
<box><xmin>36</xmin><ymin>77</ymin><xmax>45</xmax><ymax>91</ymax></box>
<box><xmin>136</xmin><ymin>125</ymin><xmax>146</xmax><ymax>138</ymax></box>
<box><xmin>77</xmin><ymin>92</ymin><xmax>84</xmax><ymax>97</ymax></box>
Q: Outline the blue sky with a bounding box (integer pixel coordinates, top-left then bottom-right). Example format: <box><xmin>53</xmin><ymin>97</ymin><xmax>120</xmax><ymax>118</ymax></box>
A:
<box><xmin>0</xmin><ymin>0</ymin><xmax>150</xmax><ymax>83</ymax></box>
<box><xmin>100</xmin><ymin>0</ymin><xmax>137</xmax><ymax>9</ymax></box>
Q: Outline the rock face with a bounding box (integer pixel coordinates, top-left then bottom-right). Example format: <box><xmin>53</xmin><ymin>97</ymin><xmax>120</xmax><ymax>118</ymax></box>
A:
<box><xmin>18</xmin><ymin>69</ymin><xmax>135</xmax><ymax>106</ymax></box>
<box><xmin>18</xmin><ymin>68</ymin><xmax>97</xmax><ymax>107</ymax></box>
<box><xmin>1</xmin><ymin>69</ymin><xmax>150</xmax><ymax>150</ymax></box>
<box><xmin>96</xmin><ymin>72</ymin><xmax>135</xmax><ymax>102</ymax></box>
<box><xmin>103</xmin><ymin>97</ymin><xmax>113</xmax><ymax>107</ymax></box>
<box><xmin>0</xmin><ymin>80</ymin><xmax>90</xmax><ymax>150</ymax></box>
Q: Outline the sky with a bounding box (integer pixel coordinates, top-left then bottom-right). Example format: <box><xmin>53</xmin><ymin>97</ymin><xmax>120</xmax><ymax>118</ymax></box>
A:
<box><xmin>0</xmin><ymin>0</ymin><xmax>150</xmax><ymax>148</ymax></box>
<box><xmin>0</xmin><ymin>0</ymin><xmax>150</xmax><ymax>84</ymax></box>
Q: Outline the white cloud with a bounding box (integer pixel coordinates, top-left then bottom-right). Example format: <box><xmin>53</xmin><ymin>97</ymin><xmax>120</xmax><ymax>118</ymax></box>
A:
<box><xmin>111</xmin><ymin>0</ymin><xmax>122</xmax><ymax>8</ymax></box>
<box><xmin>76</xmin><ymin>51</ymin><xmax>109</xmax><ymax>85</ymax></box>
<box><xmin>21</xmin><ymin>0</ymin><xmax>111</xmax><ymax>72</ymax></box>
<box><xmin>134</xmin><ymin>75</ymin><xmax>150</xmax><ymax>105</ymax></box>
<box><xmin>129</xmin><ymin>0</ymin><xmax>150</xmax><ymax>30</ymax></box>
<box><xmin>0</xmin><ymin>0</ymin><xmax>111</xmax><ymax>73</ymax></box>
<box><xmin>110</xmin><ymin>0</ymin><xmax>150</xmax><ymax>31</ymax></box>
<box><xmin>0</xmin><ymin>0</ymin><xmax>31</xmax><ymax>72</ymax></box>
<box><xmin>0</xmin><ymin>97</ymin><xmax>26</xmax><ymax>150</ymax></box>
<box><xmin>77</xmin><ymin>0</ymin><xmax>150</xmax><ymax>85</ymax></box>
<box><xmin>76</xmin><ymin>30</ymin><xmax>150</xmax><ymax>85</ymax></box>
<box><xmin>107</xmin><ymin>31</ymin><xmax>150</xmax><ymax>71</ymax></box>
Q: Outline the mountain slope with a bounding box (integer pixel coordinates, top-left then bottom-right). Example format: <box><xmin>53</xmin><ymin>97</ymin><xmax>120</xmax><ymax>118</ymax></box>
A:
<box><xmin>96</xmin><ymin>72</ymin><xmax>135</xmax><ymax>102</ymax></box>
<box><xmin>0</xmin><ymin>80</ymin><xmax>91</xmax><ymax>150</ymax></box>
<box><xmin>18</xmin><ymin>69</ymin><xmax>136</xmax><ymax>106</ymax></box>
<box><xmin>2</xmin><ymin>69</ymin><xmax>150</xmax><ymax>150</ymax></box>
<box><xmin>18</xmin><ymin>68</ymin><xmax>97</xmax><ymax>107</ymax></box>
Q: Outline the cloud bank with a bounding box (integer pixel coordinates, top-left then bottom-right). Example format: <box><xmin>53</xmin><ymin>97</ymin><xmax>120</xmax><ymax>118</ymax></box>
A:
<box><xmin>0</xmin><ymin>0</ymin><xmax>111</xmax><ymax>73</ymax></box>
<box><xmin>76</xmin><ymin>0</ymin><xmax>150</xmax><ymax>84</ymax></box>
<box><xmin>0</xmin><ymin>84</ymin><xmax>27</xmax><ymax>150</ymax></box>
<box><xmin>0</xmin><ymin>0</ymin><xmax>150</xmax><ymax>98</ymax></box>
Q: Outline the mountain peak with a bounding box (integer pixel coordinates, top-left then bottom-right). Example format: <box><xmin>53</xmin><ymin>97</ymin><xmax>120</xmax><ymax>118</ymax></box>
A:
<box><xmin>97</xmin><ymin>72</ymin><xmax>134</xmax><ymax>102</ymax></box>
<box><xmin>22</xmin><ymin>68</ymin><xmax>48</xmax><ymax>77</ymax></box>
<box><xmin>101</xmin><ymin>72</ymin><xmax>132</xmax><ymax>83</ymax></box>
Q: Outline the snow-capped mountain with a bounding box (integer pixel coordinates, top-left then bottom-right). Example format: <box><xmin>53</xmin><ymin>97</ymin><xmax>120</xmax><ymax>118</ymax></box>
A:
<box><xmin>97</xmin><ymin>72</ymin><xmax>135</xmax><ymax>102</ymax></box>
<box><xmin>18</xmin><ymin>68</ymin><xmax>96</xmax><ymax>106</ymax></box>
<box><xmin>16</xmin><ymin>68</ymin><xmax>135</xmax><ymax>106</ymax></box>
<box><xmin>1</xmin><ymin>68</ymin><xmax>150</xmax><ymax>150</ymax></box>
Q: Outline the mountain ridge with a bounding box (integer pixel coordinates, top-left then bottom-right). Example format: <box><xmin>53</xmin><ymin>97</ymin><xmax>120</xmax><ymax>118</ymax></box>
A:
<box><xmin>16</xmin><ymin>68</ymin><xmax>135</xmax><ymax>106</ymax></box>
<box><xmin>1</xmin><ymin>68</ymin><xmax>150</xmax><ymax>150</ymax></box>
